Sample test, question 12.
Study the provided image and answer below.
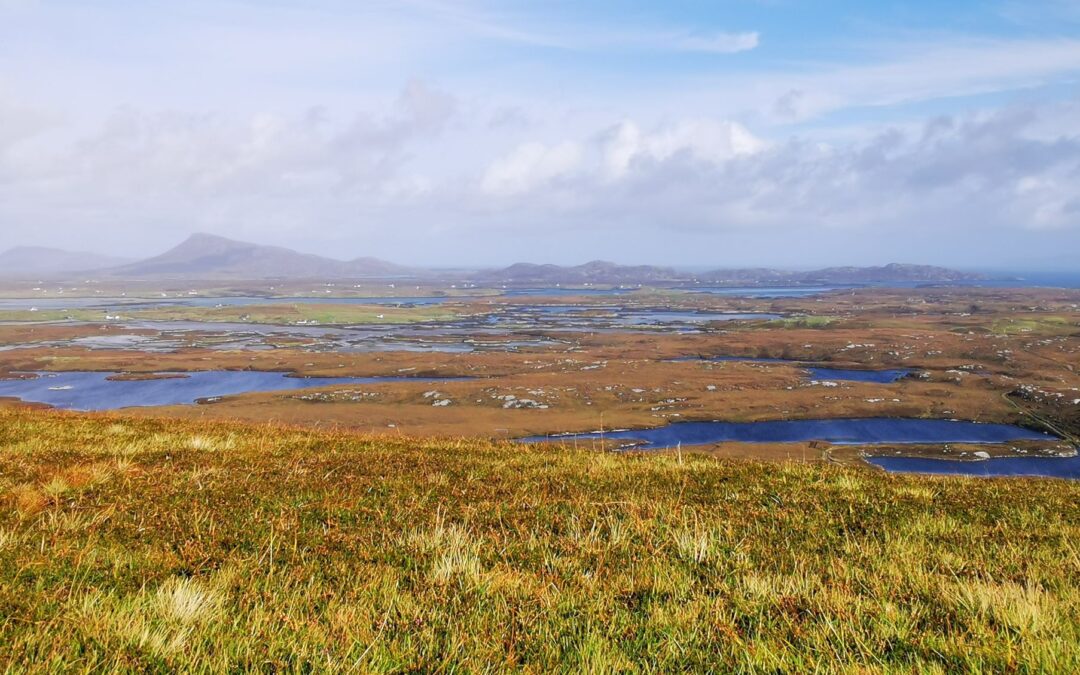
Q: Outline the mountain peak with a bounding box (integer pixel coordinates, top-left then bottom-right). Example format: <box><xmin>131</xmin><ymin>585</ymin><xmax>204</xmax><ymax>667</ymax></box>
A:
<box><xmin>184</xmin><ymin>232</ymin><xmax>236</xmax><ymax>243</ymax></box>
<box><xmin>172</xmin><ymin>232</ymin><xmax>255</xmax><ymax>251</ymax></box>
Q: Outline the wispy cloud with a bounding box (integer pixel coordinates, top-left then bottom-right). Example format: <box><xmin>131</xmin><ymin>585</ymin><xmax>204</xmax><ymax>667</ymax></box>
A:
<box><xmin>395</xmin><ymin>0</ymin><xmax>759</xmax><ymax>54</ymax></box>
<box><xmin>668</xmin><ymin>37</ymin><xmax>1080</xmax><ymax>126</ymax></box>
<box><xmin>676</xmin><ymin>31</ymin><xmax>759</xmax><ymax>54</ymax></box>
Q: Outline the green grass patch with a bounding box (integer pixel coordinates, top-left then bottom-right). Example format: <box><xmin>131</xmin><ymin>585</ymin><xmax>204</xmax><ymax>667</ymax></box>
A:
<box><xmin>765</xmin><ymin>315</ymin><xmax>837</xmax><ymax>328</ymax></box>
<box><xmin>991</xmin><ymin>316</ymin><xmax>1076</xmax><ymax>336</ymax></box>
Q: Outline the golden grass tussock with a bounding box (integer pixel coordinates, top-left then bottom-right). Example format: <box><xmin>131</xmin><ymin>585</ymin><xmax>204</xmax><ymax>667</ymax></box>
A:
<box><xmin>0</xmin><ymin>407</ymin><xmax>1077</xmax><ymax>672</ymax></box>
<box><xmin>155</xmin><ymin>577</ymin><xmax>223</xmax><ymax>626</ymax></box>
<box><xmin>9</xmin><ymin>483</ymin><xmax>49</xmax><ymax>518</ymax></box>
<box><xmin>185</xmin><ymin>433</ymin><xmax>237</xmax><ymax>452</ymax></box>
<box><xmin>75</xmin><ymin>575</ymin><xmax>225</xmax><ymax>662</ymax></box>
<box><xmin>950</xmin><ymin>580</ymin><xmax>1056</xmax><ymax>636</ymax></box>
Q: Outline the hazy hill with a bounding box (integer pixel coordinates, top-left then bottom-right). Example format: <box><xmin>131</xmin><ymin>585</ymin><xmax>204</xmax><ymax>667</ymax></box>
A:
<box><xmin>694</xmin><ymin>267</ymin><xmax>792</xmax><ymax>284</ymax></box>
<box><xmin>0</xmin><ymin>247</ymin><xmax>133</xmax><ymax>277</ymax></box>
<box><xmin>107</xmin><ymin>233</ymin><xmax>410</xmax><ymax>279</ymax></box>
<box><xmin>791</xmin><ymin>263</ymin><xmax>987</xmax><ymax>283</ymax></box>
<box><xmin>481</xmin><ymin>260</ymin><xmax>681</xmax><ymax>285</ymax></box>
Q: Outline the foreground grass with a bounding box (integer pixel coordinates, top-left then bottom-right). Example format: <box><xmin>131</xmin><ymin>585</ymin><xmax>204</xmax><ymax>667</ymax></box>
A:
<box><xmin>0</xmin><ymin>409</ymin><xmax>1078</xmax><ymax>672</ymax></box>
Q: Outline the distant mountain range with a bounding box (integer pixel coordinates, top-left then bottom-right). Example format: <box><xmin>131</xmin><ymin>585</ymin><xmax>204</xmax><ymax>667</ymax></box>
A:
<box><xmin>481</xmin><ymin>261</ymin><xmax>682</xmax><ymax>285</ymax></box>
<box><xmin>702</xmin><ymin>263</ymin><xmax>988</xmax><ymax>285</ymax></box>
<box><xmin>0</xmin><ymin>234</ymin><xmax>987</xmax><ymax>284</ymax></box>
<box><xmin>0</xmin><ymin>247</ymin><xmax>133</xmax><ymax>277</ymax></box>
<box><xmin>479</xmin><ymin>261</ymin><xmax>987</xmax><ymax>285</ymax></box>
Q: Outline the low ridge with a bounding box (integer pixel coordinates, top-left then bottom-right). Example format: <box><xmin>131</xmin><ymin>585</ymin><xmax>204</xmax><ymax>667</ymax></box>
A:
<box><xmin>0</xmin><ymin>247</ymin><xmax>133</xmax><ymax>277</ymax></box>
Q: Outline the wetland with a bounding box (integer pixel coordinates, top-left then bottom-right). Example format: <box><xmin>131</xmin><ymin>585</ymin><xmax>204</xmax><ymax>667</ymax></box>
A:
<box><xmin>1</xmin><ymin>280</ymin><xmax>1077</xmax><ymax>476</ymax></box>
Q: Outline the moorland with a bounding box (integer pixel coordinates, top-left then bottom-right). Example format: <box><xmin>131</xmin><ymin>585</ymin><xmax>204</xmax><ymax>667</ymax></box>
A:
<box><xmin>0</xmin><ymin>261</ymin><xmax>1078</xmax><ymax>671</ymax></box>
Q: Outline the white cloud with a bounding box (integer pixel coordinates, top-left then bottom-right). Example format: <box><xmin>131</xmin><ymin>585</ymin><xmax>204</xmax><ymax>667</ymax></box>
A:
<box><xmin>456</xmin><ymin>100</ymin><xmax>1080</xmax><ymax>267</ymax></box>
<box><xmin>480</xmin><ymin>118</ymin><xmax>765</xmax><ymax>198</ymax></box>
<box><xmin>1014</xmin><ymin>174</ymin><xmax>1078</xmax><ymax>230</ymax></box>
<box><xmin>4</xmin><ymin>91</ymin><xmax>1079</xmax><ymax>266</ymax></box>
<box><xmin>602</xmin><ymin>119</ymin><xmax>764</xmax><ymax>179</ymax></box>
<box><xmin>481</xmin><ymin>141</ymin><xmax>581</xmax><ymax>195</ymax></box>
<box><xmin>0</xmin><ymin>81</ymin><xmax>461</xmax><ymax>251</ymax></box>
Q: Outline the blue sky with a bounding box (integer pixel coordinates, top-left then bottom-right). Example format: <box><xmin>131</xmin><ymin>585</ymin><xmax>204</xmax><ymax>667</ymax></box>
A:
<box><xmin>1</xmin><ymin>0</ymin><xmax>1079</xmax><ymax>269</ymax></box>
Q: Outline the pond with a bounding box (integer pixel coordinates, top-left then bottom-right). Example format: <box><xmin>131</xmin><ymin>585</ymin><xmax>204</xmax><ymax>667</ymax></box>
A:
<box><xmin>522</xmin><ymin>418</ymin><xmax>1055</xmax><ymax>450</ymax></box>
<box><xmin>806</xmin><ymin>367</ymin><xmax>912</xmax><ymax>383</ymax></box>
<box><xmin>483</xmin><ymin>307</ymin><xmax>781</xmax><ymax>331</ymax></box>
<box><xmin>671</xmin><ymin>356</ymin><xmax>912</xmax><ymax>383</ymax></box>
<box><xmin>866</xmin><ymin>454</ymin><xmax>1080</xmax><ymax>479</ymax></box>
<box><xmin>684</xmin><ymin>286</ymin><xmax>846</xmax><ymax>297</ymax></box>
<box><xmin>621</xmin><ymin>311</ymin><xmax>781</xmax><ymax>325</ymax></box>
<box><xmin>0</xmin><ymin>371</ymin><xmax>465</xmax><ymax>411</ymax></box>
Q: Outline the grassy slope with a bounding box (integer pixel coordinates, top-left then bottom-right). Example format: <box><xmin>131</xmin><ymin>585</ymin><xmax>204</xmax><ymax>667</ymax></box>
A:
<box><xmin>0</xmin><ymin>409</ymin><xmax>1078</xmax><ymax>673</ymax></box>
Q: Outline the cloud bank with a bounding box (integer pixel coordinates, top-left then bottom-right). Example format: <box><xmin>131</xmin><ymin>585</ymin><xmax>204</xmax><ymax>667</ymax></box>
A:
<box><xmin>1</xmin><ymin>1</ymin><xmax>1079</xmax><ymax>268</ymax></box>
<box><xmin>2</xmin><ymin>87</ymin><xmax>1076</xmax><ymax>267</ymax></box>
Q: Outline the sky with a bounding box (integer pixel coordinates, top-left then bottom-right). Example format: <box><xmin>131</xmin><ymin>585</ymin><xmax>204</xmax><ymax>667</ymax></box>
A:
<box><xmin>1</xmin><ymin>0</ymin><xmax>1079</xmax><ymax>270</ymax></box>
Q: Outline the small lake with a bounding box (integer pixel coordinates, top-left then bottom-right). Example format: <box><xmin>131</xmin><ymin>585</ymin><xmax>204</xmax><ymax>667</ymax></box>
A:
<box><xmin>671</xmin><ymin>356</ymin><xmax>912</xmax><ymax>383</ymax></box>
<box><xmin>0</xmin><ymin>371</ymin><xmax>463</xmax><ymax>411</ymax></box>
<box><xmin>684</xmin><ymin>286</ymin><xmax>846</xmax><ymax>297</ymax></box>
<box><xmin>483</xmin><ymin>307</ymin><xmax>781</xmax><ymax>331</ymax></box>
<box><xmin>523</xmin><ymin>418</ymin><xmax>1055</xmax><ymax>450</ymax></box>
<box><xmin>806</xmin><ymin>367</ymin><xmax>912</xmax><ymax>383</ymax></box>
<box><xmin>621</xmin><ymin>311</ymin><xmax>781</xmax><ymax>325</ymax></box>
<box><xmin>866</xmin><ymin>454</ymin><xmax>1080</xmax><ymax>479</ymax></box>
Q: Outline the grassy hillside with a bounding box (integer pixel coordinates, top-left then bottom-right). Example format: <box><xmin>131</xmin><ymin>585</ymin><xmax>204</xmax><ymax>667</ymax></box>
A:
<box><xmin>1</xmin><ymin>408</ymin><xmax>1077</xmax><ymax>672</ymax></box>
